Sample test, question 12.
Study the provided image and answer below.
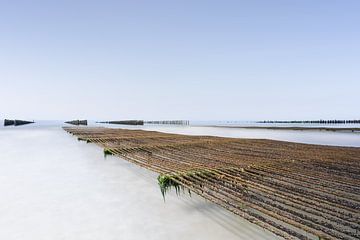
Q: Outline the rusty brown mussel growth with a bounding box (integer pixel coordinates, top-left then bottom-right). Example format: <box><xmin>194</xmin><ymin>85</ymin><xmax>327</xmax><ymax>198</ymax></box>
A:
<box><xmin>64</xmin><ymin>127</ymin><xmax>360</xmax><ymax>240</ymax></box>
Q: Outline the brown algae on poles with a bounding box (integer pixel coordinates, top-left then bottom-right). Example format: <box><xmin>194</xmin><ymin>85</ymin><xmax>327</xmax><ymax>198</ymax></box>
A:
<box><xmin>63</xmin><ymin>126</ymin><xmax>360</xmax><ymax>240</ymax></box>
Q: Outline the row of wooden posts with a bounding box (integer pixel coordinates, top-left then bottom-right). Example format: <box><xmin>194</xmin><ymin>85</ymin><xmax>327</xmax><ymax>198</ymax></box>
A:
<box><xmin>258</xmin><ymin>119</ymin><xmax>360</xmax><ymax>124</ymax></box>
<box><xmin>65</xmin><ymin>120</ymin><xmax>88</xmax><ymax>126</ymax></box>
<box><xmin>145</xmin><ymin>120</ymin><xmax>190</xmax><ymax>125</ymax></box>
<box><xmin>97</xmin><ymin>120</ymin><xmax>190</xmax><ymax>125</ymax></box>
<box><xmin>97</xmin><ymin>120</ymin><xmax>144</xmax><ymax>125</ymax></box>
<box><xmin>66</xmin><ymin>120</ymin><xmax>189</xmax><ymax>126</ymax></box>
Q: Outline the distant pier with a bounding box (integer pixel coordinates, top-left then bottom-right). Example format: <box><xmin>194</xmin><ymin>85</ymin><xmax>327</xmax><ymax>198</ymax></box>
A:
<box><xmin>145</xmin><ymin>120</ymin><xmax>189</xmax><ymax>125</ymax></box>
<box><xmin>257</xmin><ymin>119</ymin><xmax>360</xmax><ymax>124</ymax></box>
<box><xmin>97</xmin><ymin>120</ymin><xmax>190</xmax><ymax>126</ymax></box>
<box><xmin>65</xmin><ymin>120</ymin><xmax>88</xmax><ymax>126</ymax></box>
<box><xmin>4</xmin><ymin>119</ymin><xmax>34</xmax><ymax>126</ymax></box>
<box><xmin>98</xmin><ymin>120</ymin><xmax>144</xmax><ymax>125</ymax></box>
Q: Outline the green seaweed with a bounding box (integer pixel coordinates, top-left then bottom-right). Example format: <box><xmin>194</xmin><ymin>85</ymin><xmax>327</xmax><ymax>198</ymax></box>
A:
<box><xmin>103</xmin><ymin>148</ymin><xmax>114</xmax><ymax>157</ymax></box>
<box><xmin>77</xmin><ymin>137</ymin><xmax>91</xmax><ymax>143</ymax></box>
<box><xmin>157</xmin><ymin>169</ymin><xmax>216</xmax><ymax>201</ymax></box>
<box><xmin>157</xmin><ymin>174</ymin><xmax>183</xmax><ymax>201</ymax></box>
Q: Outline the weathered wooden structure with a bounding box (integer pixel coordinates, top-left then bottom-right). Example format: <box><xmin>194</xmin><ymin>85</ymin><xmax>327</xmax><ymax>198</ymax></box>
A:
<box><xmin>64</xmin><ymin>127</ymin><xmax>360</xmax><ymax>240</ymax></box>
<box><xmin>98</xmin><ymin>120</ymin><xmax>144</xmax><ymax>125</ymax></box>
<box><xmin>145</xmin><ymin>120</ymin><xmax>190</xmax><ymax>125</ymax></box>
<box><xmin>65</xmin><ymin>120</ymin><xmax>87</xmax><ymax>125</ymax></box>
<box><xmin>4</xmin><ymin>119</ymin><xmax>34</xmax><ymax>126</ymax></box>
<box><xmin>14</xmin><ymin>120</ymin><xmax>34</xmax><ymax>126</ymax></box>
<box><xmin>4</xmin><ymin>119</ymin><xmax>15</xmax><ymax>126</ymax></box>
<box><xmin>258</xmin><ymin>119</ymin><xmax>360</xmax><ymax>124</ymax></box>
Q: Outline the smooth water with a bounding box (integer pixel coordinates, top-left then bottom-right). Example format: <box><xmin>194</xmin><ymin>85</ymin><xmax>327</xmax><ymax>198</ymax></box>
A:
<box><xmin>0</xmin><ymin>125</ymin><xmax>279</xmax><ymax>240</ymax></box>
<box><xmin>1</xmin><ymin>121</ymin><xmax>358</xmax><ymax>240</ymax></box>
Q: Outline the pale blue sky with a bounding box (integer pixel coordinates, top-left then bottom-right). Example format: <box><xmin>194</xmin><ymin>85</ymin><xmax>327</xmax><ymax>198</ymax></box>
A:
<box><xmin>0</xmin><ymin>0</ymin><xmax>359</xmax><ymax>120</ymax></box>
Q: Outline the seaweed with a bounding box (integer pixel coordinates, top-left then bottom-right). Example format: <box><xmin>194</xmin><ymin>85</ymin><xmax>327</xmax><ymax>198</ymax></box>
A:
<box><xmin>157</xmin><ymin>169</ymin><xmax>216</xmax><ymax>201</ymax></box>
<box><xmin>103</xmin><ymin>148</ymin><xmax>114</xmax><ymax>157</ymax></box>
<box><xmin>157</xmin><ymin>174</ymin><xmax>183</xmax><ymax>201</ymax></box>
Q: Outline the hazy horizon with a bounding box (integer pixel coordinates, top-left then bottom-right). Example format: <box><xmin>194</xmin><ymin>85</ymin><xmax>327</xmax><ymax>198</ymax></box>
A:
<box><xmin>1</xmin><ymin>1</ymin><xmax>359</xmax><ymax>120</ymax></box>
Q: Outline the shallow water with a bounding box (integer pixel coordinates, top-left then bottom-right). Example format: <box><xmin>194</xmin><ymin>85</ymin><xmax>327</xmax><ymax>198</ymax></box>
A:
<box><xmin>0</xmin><ymin>125</ymin><xmax>279</xmax><ymax>240</ymax></box>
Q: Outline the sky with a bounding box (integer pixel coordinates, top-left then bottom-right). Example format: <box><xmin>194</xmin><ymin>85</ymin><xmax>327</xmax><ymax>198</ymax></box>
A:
<box><xmin>0</xmin><ymin>0</ymin><xmax>359</xmax><ymax>121</ymax></box>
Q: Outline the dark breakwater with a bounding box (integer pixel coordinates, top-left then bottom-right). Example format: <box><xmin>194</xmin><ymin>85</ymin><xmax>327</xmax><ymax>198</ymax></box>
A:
<box><xmin>4</xmin><ymin>119</ymin><xmax>34</xmax><ymax>126</ymax></box>
<box><xmin>98</xmin><ymin>120</ymin><xmax>144</xmax><ymax>125</ymax></box>
<box><xmin>65</xmin><ymin>120</ymin><xmax>88</xmax><ymax>125</ymax></box>
<box><xmin>145</xmin><ymin>120</ymin><xmax>189</xmax><ymax>125</ymax></box>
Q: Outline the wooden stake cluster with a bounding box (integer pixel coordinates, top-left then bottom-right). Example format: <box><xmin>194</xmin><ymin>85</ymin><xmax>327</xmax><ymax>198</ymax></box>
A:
<box><xmin>98</xmin><ymin>120</ymin><xmax>144</xmax><ymax>125</ymax></box>
<box><xmin>145</xmin><ymin>120</ymin><xmax>190</xmax><ymax>125</ymax></box>
<box><xmin>65</xmin><ymin>120</ymin><xmax>87</xmax><ymax>125</ymax></box>
<box><xmin>4</xmin><ymin>119</ymin><xmax>34</xmax><ymax>126</ymax></box>
<box><xmin>64</xmin><ymin>127</ymin><xmax>360</xmax><ymax>240</ymax></box>
<box><xmin>258</xmin><ymin>119</ymin><xmax>360</xmax><ymax>124</ymax></box>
